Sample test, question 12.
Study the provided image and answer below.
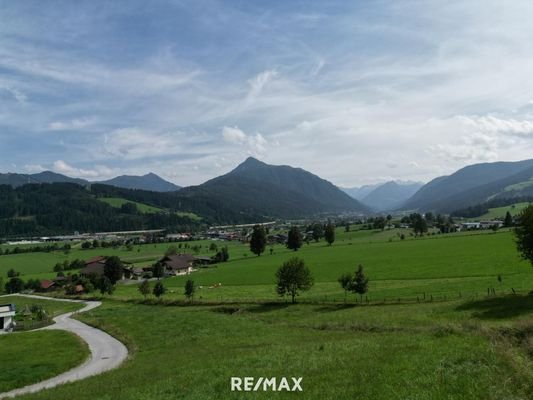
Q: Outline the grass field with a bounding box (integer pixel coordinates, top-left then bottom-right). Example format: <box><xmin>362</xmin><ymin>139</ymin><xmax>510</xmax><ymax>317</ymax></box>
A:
<box><xmin>97</xmin><ymin>197</ymin><xmax>201</xmax><ymax>220</ymax></box>
<box><xmin>2</xmin><ymin>226</ymin><xmax>533</xmax><ymax>399</ymax></box>
<box><xmin>0</xmin><ymin>296</ymin><xmax>88</xmax><ymax>393</ymax></box>
<box><xmin>108</xmin><ymin>229</ymin><xmax>532</xmax><ymax>303</ymax></box>
<box><xmin>0</xmin><ymin>330</ymin><xmax>89</xmax><ymax>393</ymax></box>
<box><xmin>476</xmin><ymin>202</ymin><xmax>531</xmax><ymax>220</ymax></box>
<box><xmin>10</xmin><ymin>296</ymin><xmax>533</xmax><ymax>400</ymax></box>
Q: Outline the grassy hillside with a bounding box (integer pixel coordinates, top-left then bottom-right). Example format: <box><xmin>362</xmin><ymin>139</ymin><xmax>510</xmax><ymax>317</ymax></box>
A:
<box><xmin>4</xmin><ymin>229</ymin><xmax>533</xmax><ymax>399</ymax></box>
<box><xmin>12</xmin><ymin>297</ymin><xmax>533</xmax><ymax>399</ymax></box>
<box><xmin>97</xmin><ymin>197</ymin><xmax>165</xmax><ymax>213</ymax></box>
<box><xmin>4</xmin><ymin>226</ymin><xmax>530</xmax><ymax>302</ymax></box>
<box><xmin>476</xmin><ymin>202</ymin><xmax>531</xmax><ymax>220</ymax></box>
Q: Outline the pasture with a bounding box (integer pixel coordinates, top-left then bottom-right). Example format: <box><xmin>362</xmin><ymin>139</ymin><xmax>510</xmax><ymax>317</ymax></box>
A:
<box><xmin>0</xmin><ymin>296</ymin><xmax>88</xmax><ymax>393</ymax></box>
<box><xmin>2</xmin><ymin>227</ymin><xmax>533</xmax><ymax>399</ymax></box>
<box><xmin>10</xmin><ymin>296</ymin><xmax>533</xmax><ymax>400</ymax></box>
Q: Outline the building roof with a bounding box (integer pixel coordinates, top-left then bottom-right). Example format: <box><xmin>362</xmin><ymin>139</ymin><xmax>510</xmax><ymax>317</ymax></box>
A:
<box><xmin>0</xmin><ymin>304</ymin><xmax>15</xmax><ymax>316</ymax></box>
<box><xmin>85</xmin><ymin>256</ymin><xmax>107</xmax><ymax>265</ymax></box>
<box><xmin>161</xmin><ymin>254</ymin><xmax>194</xmax><ymax>270</ymax></box>
<box><xmin>40</xmin><ymin>280</ymin><xmax>56</xmax><ymax>290</ymax></box>
<box><xmin>80</xmin><ymin>262</ymin><xmax>106</xmax><ymax>276</ymax></box>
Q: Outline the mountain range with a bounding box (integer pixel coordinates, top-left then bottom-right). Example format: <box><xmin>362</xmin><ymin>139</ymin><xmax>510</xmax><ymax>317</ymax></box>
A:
<box><xmin>0</xmin><ymin>158</ymin><xmax>369</xmax><ymax>236</ymax></box>
<box><xmin>342</xmin><ymin>181</ymin><xmax>423</xmax><ymax>211</ymax></box>
<box><xmin>178</xmin><ymin>157</ymin><xmax>369</xmax><ymax>218</ymax></box>
<box><xmin>402</xmin><ymin>159</ymin><xmax>533</xmax><ymax>213</ymax></box>
<box><xmin>0</xmin><ymin>171</ymin><xmax>181</xmax><ymax>192</ymax></box>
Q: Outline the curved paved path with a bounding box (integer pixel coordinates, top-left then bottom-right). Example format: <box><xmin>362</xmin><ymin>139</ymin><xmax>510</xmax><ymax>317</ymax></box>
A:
<box><xmin>0</xmin><ymin>294</ymin><xmax>128</xmax><ymax>399</ymax></box>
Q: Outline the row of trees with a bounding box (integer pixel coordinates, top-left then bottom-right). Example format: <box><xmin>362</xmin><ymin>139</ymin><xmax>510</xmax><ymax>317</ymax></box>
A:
<box><xmin>249</xmin><ymin>224</ymin><xmax>337</xmax><ymax>257</ymax></box>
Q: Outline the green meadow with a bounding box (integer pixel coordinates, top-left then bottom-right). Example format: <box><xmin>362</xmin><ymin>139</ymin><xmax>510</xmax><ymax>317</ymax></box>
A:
<box><xmin>97</xmin><ymin>197</ymin><xmax>202</xmax><ymax>220</ymax></box>
<box><xmin>11</xmin><ymin>296</ymin><xmax>533</xmax><ymax>400</ymax></box>
<box><xmin>477</xmin><ymin>202</ymin><xmax>531</xmax><ymax>220</ymax></box>
<box><xmin>0</xmin><ymin>296</ymin><xmax>88</xmax><ymax>393</ymax></box>
<box><xmin>2</xmin><ymin>227</ymin><xmax>533</xmax><ymax>399</ymax></box>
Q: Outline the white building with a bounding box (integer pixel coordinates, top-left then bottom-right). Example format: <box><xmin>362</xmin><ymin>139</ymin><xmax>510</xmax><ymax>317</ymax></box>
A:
<box><xmin>0</xmin><ymin>304</ymin><xmax>16</xmax><ymax>333</ymax></box>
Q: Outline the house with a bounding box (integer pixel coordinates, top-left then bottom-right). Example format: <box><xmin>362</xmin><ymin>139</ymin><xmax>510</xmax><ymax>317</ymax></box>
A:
<box><xmin>39</xmin><ymin>280</ymin><xmax>57</xmax><ymax>292</ymax></box>
<box><xmin>462</xmin><ymin>222</ymin><xmax>481</xmax><ymax>230</ymax></box>
<box><xmin>158</xmin><ymin>254</ymin><xmax>195</xmax><ymax>276</ymax></box>
<box><xmin>480</xmin><ymin>220</ymin><xmax>504</xmax><ymax>229</ymax></box>
<box><xmin>0</xmin><ymin>304</ymin><xmax>16</xmax><ymax>333</ymax></box>
<box><xmin>80</xmin><ymin>256</ymin><xmax>107</xmax><ymax>277</ymax></box>
<box><xmin>80</xmin><ymin>256</ymin><xmax>130</xmax><ymax>280</ymax></box>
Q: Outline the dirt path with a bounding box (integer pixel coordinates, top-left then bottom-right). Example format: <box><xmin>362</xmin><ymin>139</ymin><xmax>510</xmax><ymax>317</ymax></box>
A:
<box><xmin>0</xmin><ymin>294</ymin><xmax>128</xmax><ymax>399</ymax></box>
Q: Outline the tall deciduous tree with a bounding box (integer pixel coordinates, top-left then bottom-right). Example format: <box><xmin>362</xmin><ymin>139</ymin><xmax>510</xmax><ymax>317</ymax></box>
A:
<box><xmin>338</xmin><ymin>273</ymin><xmax>352</xmax><ymax>303</ymax></box>
<box><xmin>184</xmin><ymin>279</ymin><xmax>195</xmax><ymax>302</ymax></box>
<box><xmin>325</xmin><ymin>223</ymin><xmax>336</xmax><ymax>246</ymax></box>
<box><xmin>287</xmin><ymin>227</ymin><xmax>303</xmax><ymax>251</ymax></box>
<box><xmin>351</xmin><ymin>264</ymin><xmax>369</xmax><ymax>301</ymax></box>
<box><xmin>504</xmin><ymin>211</ymin><xmax>514</xmax><ymax>227</ymax></box>
<box><xmin>98</xmin><ymin>276</ymin><xmax>115</xmax><ymax>295</ymax></box>
<box><xmin>104</xmin><ymin>256</ymin><xmax>123</xmax><ymax>284</ymax></box>
<box><xmin>153</xmin><ymin>281</ymin><xmax>166</xmax><ymax>298</ymax></box>
<box><xmin>152</xmin><ymin>261</ymin><xmax>165</xmax><ymax>279</ymax></box>
<box><xmin>275</xmin><ymin>257</ymin><xmax>314</xmax><ymax>303</ymax></box>
<box><xmin>250</xmin><ymin>225</ymin><xmax>267</xmax><ymax>256</ymax></box>
<box><xmin>138</xmin><ymin>279</ymin><xmax>151</xmax><ymax>299</ymax></box>
<box><xmin>515</xmin><ymin>205</ymin><xmax>533</xmax><ymax>266</ymax></box>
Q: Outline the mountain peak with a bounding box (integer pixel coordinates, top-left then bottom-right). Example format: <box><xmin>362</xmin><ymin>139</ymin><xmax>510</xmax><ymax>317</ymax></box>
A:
<box><xmin>233</xmin><ymin>157</ymin><xmax>267</xmax><ymax>172</ymax></box>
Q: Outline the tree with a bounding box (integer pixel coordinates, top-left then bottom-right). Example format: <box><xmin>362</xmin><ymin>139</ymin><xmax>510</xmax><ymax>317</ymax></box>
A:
<box><xmin>81</xmin><ymin>241</ymin><xmax>92</xmax><ymax>250</ymax></box>
<box><xmin>324</xmin><ymin>223</ymin><xmax>336</xmax><ymax>246</ymax></box>
<box><xmin>351</xmin><ymin>264</ymin><xmax>369</xmax><ymax>301</ymax></box>
<box><xmin>286</xmin><ymin>227</ymin><xmax>303</xmax><ymax>251</ymax></box>
<box><xmin>98</xmin><ymin>276</ymin><xmax>114</xmax><ymax>295</ymax></box>
<box><xmin>515</xmin><ymin>205</ymin><xmax>533</xmax><ymax>266</ymax></box>
<box><xmin>338</xmin><ymin>273</ymin><xmax>353</xmax><ymax>303</ymax></box>
<box><xmin>504</xmin><ymin>211</ymin><xmax>514</xmax><ymax>227</ymax></box>
<box><xmin>5</xmin><ymin>277</ymin><xmax>24</xmax><ymax>294</ymax></box>
<box><xmin>138</xmin><ymin>279</ymin><xmax>151</xmax><ymax>299</ymax></box>
<box><xmin>275</xmin><ymin>257</ymin><xmax>314</xmax><ymax>303</ymax></box>
<box><xmin>213</xmin><ymin>246</ymin><xmax>229</xmax><ymax>263</ymax></box>
<box><xmin>7</xmin><ymin>268</ymin><xmax>19</xmax><ymax>278</ymax></box>
<box><xmin>153</xmin><ymin>281</ymin><xmax>166</xmax><ymax>298</ymax></box>
<box><xmin>250</xmin><ymin>225</ymin><xmax>267</xmax><ymax>256</ymax></box>
<box><xmin>184</xmin><ymin>279</ymin><xmax>195</xmax><ymax>302</ymax></box>
<box><xmin>311</xmin><ymin>224</ymin><xmax>324</xmax><ymax>242</ymax></box>
<box><xmin>165</xmin><ymin>245</ymin><xmax>178</xmax><ymax>257</ymax></box>
<box><xmin>412</xmin><ymin>214</ymin><xmax>428</xmax><ymax>236</ymax></box>
<box><xmin>152</xmin><ymin>261</ymin><xmax>165</xmax><ymax>279</ymax></box>
<box><xmin>104</xmin><ymin>256</ymin><xmax>123</xmax><ymax>284</ymax></box>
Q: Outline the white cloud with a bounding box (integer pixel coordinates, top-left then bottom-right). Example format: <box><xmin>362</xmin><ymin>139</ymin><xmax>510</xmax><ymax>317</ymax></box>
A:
<box><xmin>48</xmin><ymin>117</ymin><xmax>95</xmax><ymax>131</ymax></box>
<box><xmin>23</xmin><ymin>164</ymin><xmax>45</xmax><ymax>173</ymax></box>
<box><xmin>222</xmin><ymin>126</ymin><xmax>267</xmax><ymax>156</ymax></box>
<box><xmin>1</xmin><ymin>84</ymin><xmax>27</xmax><ymax>103</ymax></box>
<box><xmin>246</xmin><ymin>70</ymin><xmax>278</xmax><ymax>100</ymax></box>
<box><xmin>52</xmin><ymin>160</ymin><xmax>114</xmax><ymax>178</ymax></box>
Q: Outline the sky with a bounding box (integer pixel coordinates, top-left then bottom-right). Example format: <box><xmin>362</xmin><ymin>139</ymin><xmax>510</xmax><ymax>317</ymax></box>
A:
<box><xmin>2</xmin><ymin>0</ymin><xmax>533</xmax><ymax>187</ymax></box>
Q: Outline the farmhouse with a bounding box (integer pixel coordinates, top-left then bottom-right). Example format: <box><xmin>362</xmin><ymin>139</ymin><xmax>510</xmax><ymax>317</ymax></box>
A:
<box><xmin>158</xmin><ymin>254</ymin><xmax>195</xmax><ymax>276</ymax></box>
<box><xmin>0</xmin><ymin>304</ymin><xmax>16</xmax><ymax>333</ymax></box>
<box><xmin>39</xmin><ymin>279</ymin><xmax>57</xmax><ymax>292</ymax></box>
<box><xmin>80</xmin><ymin>256</ymin><xmax>107</xmax><ymax>276</ymax></box>
<box><xmin>80</xmin><ymin>256</ymin><xmax>130</xmax><ymax>280</ymax></box>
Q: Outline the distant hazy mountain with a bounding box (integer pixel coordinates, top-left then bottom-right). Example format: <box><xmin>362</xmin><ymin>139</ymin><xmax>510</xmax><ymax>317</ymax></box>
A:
<box><xmin>0</xmin><ymin>171</ymin><xmax>181</xmax><ymax>193</ymax></box>
<box><xmin>341</xmin><ymin>184</ymin><xmax>382</xmax><ymax>200</ymax></box>
<box><xmin>402</xmin><ymin>159</ymin><xmax>533</xmax><ymax>213</ymax></box>
<box><xmin>361</xmin><ymin>181</ymin><xmax>424</xmax><ymax>211</ymax></box>
<box><xmin>179</xmin><ymin>157</ymin><xmax>369</xmax><ymax>218</ymax></box>
<box><xmin>0</xmin><ymin>171</ymin><xmax>88</xmax><ymax>187</ymax></box>
<box><xmin>99</xmin><ymin>173</ymin><xmax>181</xmax><ymax>192</ymax></box>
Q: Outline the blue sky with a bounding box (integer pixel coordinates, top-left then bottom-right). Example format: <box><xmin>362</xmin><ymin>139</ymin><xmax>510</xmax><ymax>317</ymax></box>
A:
<box><xmin>2</xmin><ymin>0</ymin><xmax>533</xmax><ymax>187</ymax></box>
